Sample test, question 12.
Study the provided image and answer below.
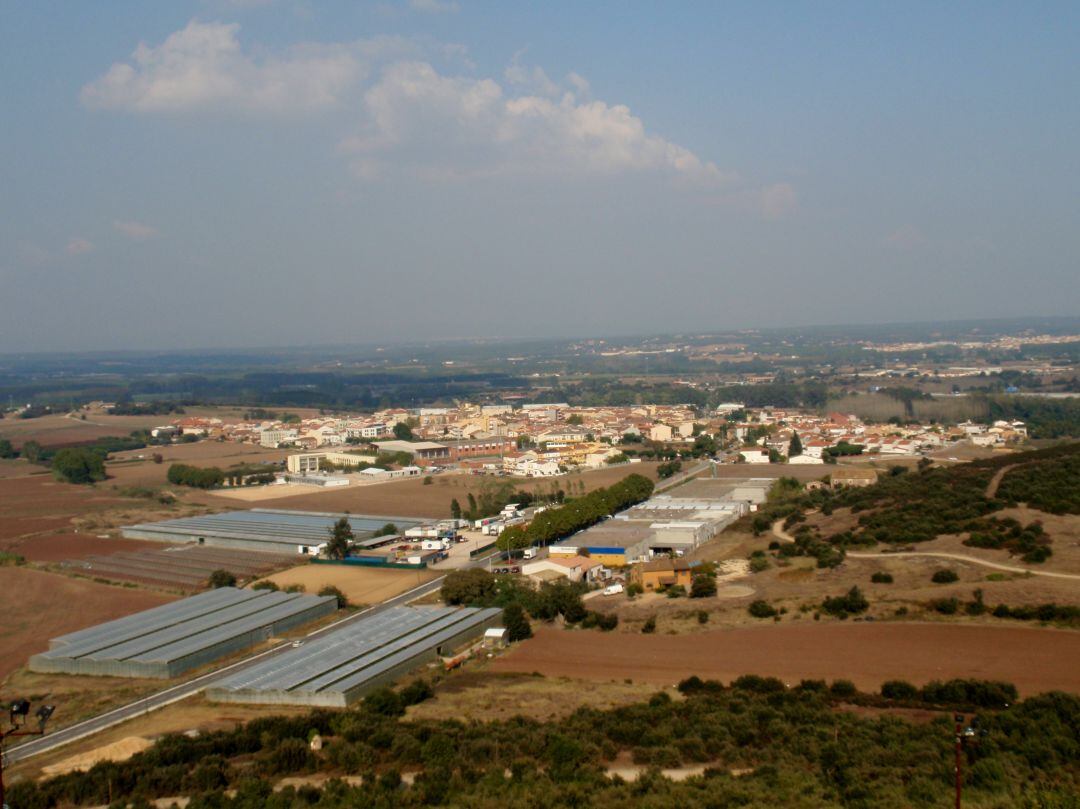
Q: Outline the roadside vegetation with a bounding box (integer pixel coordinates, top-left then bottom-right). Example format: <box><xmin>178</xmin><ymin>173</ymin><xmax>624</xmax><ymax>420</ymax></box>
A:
<box><xmin>10</xmin><ymin>677</ymin><xmax>1079</xmax><ymax>808</ymax></box>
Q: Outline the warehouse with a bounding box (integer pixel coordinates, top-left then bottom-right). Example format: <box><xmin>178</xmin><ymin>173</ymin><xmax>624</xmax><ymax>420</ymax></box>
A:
<box><xmin>122</xmin><ymin>508</ymin><xmax>421</xmax><ymax>555</ymax></box>
<box><xmin>29</xmin><ymin>587</ymin><xmax>337</xmax><ymax>678</ymax></box>
<box><xmin>208</xmin><ymin>605</ymin><xmax>501</xmax><ymax>707</ymax></box>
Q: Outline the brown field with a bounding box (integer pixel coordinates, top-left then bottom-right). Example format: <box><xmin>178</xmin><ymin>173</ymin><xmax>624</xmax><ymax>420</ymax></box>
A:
<box><xmin>0</xmin><ymin>567</ymin><xmax>174</xmax><ymax>681</ymax></box>
<box><xmin>490</xmin><ymin>623</ymin><xmax>1080</xmax><ymax>695</ymax></box>
<box><xmin>259</xmin><ymin>564</ymin><xmax>439</xmax><ymax>604</ymax></box>
<box><xmin>15</xmin><ymin>532</ymin><xmax>162</xmax><ymax>563</ymax></box>
<box><xmin>243</xmin><ymin>462</ymin><xmax>661</xmax><ymax>519</ymax></box>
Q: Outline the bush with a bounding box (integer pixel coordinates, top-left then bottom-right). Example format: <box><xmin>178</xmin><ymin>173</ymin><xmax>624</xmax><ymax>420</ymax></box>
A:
<box><xmin>690</xmin><ymin>574</ymin><xmax>717</xmax><ymax>598</ymax></box>
<box><xmin>870</xmin><ymin>572</ymin><xmax>894</xmax><ymax>584</ymax></box>
<box><xmin>932</xmin><ymin>569</ymin><xmax>960</xmax><ymax>584</ymax></box>
<box><xmin>881</xmin><ymin>680</ymin><xmax>919</xmax><ymax>700</ymax></box>
<box><xmin>696</xmin><ymin>610</ymin><xmax>709</xmax><ymax>624</ymax></box>
<box><xmin>749</xmin><ymin>555</ymin><xmax>770</xmax><ymax>573</ymax></box>
<box><xmin>251</xmin><ymin>580</ymin><xmax>279</xmax><ymax>591</ymax></box>
<box><xmin>625</xmin><ymin>582</ymin><xmax>644</xmax><ymax>598</ymax></box>
<box><xmin>830</xmin><ymin>679</ymin><xmax>857</xmax><ymax>698</ymax></box>
<box><xmin>208</xmin><ymin>569</ymin><xmax>237</xmax><ymax>588</ymax></box>
<box><xmin>641</xmin><ymin>615</ymin><xmax>657</xmax><ymax>634</ymax></box>
<box><xmin>748</xmin><ymin>600</ymin><xmax>777</xmax><ymax>619</ymax></box>
<box><xmin>822</xmin><ymin>586</ymin><xmax>869</xmax><ymax>617</ymax></box>
<box><xmin>665</xmin><ymin>585</ymin><xmax>686</xmax><ymax>599</ymax></box>
<box><xmin>318</xmin><ymin>585</ymin><xmax>349</xmax><ymax>609</ymax></box>
<box><xmin>930</xmin><ymin>597</ymin><xmax>959</xmax><ymax>615</ymax></box>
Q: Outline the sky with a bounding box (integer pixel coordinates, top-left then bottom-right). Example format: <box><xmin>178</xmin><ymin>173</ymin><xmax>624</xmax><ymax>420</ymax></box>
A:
<box><xmin>1</xmin><ymin>1</ymin><xmax>1078</xmax><ymax>352</ymax></box>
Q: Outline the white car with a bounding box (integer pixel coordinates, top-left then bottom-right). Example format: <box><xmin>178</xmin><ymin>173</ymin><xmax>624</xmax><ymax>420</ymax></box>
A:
<box><xmin>291</xmin><ymin>640</ymin><xmax>304</xmax><ymax>648</ymax></box>
<box><xmin>603</xmin><ymin>584</ymin><xmax>624</xmax><ymax>596</ymax></box>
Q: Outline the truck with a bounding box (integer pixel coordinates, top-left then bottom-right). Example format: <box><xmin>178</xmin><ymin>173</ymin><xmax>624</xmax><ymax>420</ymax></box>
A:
<box><xmin>522</xmin><ymin>547</ymin><xmax>537</xmax><ymax>560</ymax></box>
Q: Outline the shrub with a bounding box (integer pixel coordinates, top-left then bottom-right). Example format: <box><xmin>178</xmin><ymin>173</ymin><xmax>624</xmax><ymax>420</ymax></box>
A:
<box><xmin>748</xmin><ymin>600</ymin><xmax>777</xmax><ymax>619</ymax></box>
<box><xmin>696</xmin><ymin>610</ymin><xmax>709</xmax><ymax>624</ymax></box>
<box><xmin>749</xmin><ymin>555</ymin><xmax>770</xmax><ymax>573</ymax></box>
<box><xmin>829</xmin><ymin>679</ymin><xmax>857</xmax><ymax>698</ymax></box>
<box><xmin>881</xmin><ymin>680</ymin><xmax>919</xmax><ymax>700</ymax></box>
<box><xmin>251</xmin><ymin>580</ymin><xmax>279</xmax><ymax>591</ymax></box>
<box><xmin>641</xmin><ymin>615</ymin><xmax>657</xmax><ymax>634</ymax></box>
<box><xmin>870</xmin><ymin>572</ymin><xmax>894</xmax><ymax>584</ymax></box>
<box><xmin>690</xmin><ymin>574</ymin><xmax>717</xmax><ymax>598</ymax></box>
<box><xmin>318</xmin><ymin>585</ymin><xmax>349</xmax><ymax>609</ymax></box>
<box><xmin>665</xmin><ymin>585</ymin><xmax>686</xmax><ymax>599</ymax></box>
<box><xmin>822</xmin><ymin>586</ymin><xmax>869</xmax><ymax>617</ymax></box>
<box><xmin>208</xmin><ymin>569</ymin><xmax>237</xmax><ymax>588</ymax></box>
<box><xmin>625</xmin><ymin>582</ymin><xmax>644</xmax><ymax>598</ymax></box>
<box><xmin>932</xmin><ymin>569</ymin><xmax>960</xmax><ymax>584</ymax></box>
<box><xmin>731</xmin><ymin>675</ymin><xmax>785</xmax><ymax>693</ymax></box>
<box><xmin>930</xmin><ymin>597</ymin><xmax>959</xmax><ymax>615</ymax></box>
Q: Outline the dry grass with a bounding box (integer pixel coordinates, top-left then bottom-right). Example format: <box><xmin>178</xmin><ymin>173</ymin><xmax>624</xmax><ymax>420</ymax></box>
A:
<box><xmin>258</xmin><ymin>564</ymin><xmax>438</xmax><ymax>604</ymax></box>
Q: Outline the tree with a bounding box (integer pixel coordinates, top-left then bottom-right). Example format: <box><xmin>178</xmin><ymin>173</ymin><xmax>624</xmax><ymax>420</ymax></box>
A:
<box><xmin>21</xmin><ymin>440</ymin><xmax>43</xmax><ymax>463</ymax></box>
<box><xmin>690</xmin><ymin>573</ymin><xmax>717</xmax><ymax>598</ymax></box>
<box><xmin>502</xmin><ymin>604</ymin><xmax>532</xmax><ymax>641</ymax></box>
<box><xmin>51</xmin><ymin>447</ymin><xmax>106</xmax><ymax>484</ymax></box>
<box><xmin>566</xmin><ymin>414</ymin><xmax>584</xmax><ymax>425</ymax></box>
<box><xmin>208</xmin><ymin>569</ymin><xmax>236</xmax><ymax>588</ymax></box>
<box><xmin>441</xmin><ymin>568</ymin><xmax>497</xmax><ymax>606</ymax></box>
<box><xmin>789</xmin><ymin>431</ymin><xmax>803</xmax><ymax>457</ymax></box>
<box><xmin>0</xmin><ymin>438</ymin><xmax>14</xmax><ymax>459</ymax></box>
<box><xmin>467</xmin><ymin>492</ymin><xmax>478</xmax><ymax>519</ymax></box>
<box><xmin>496</xmin><ymin>525</ymin><xmax>531</xmax><ymax>554</ymax></box>
<box><xmin>326</xmin><ymin>517</ymin><xmax>354</xmax><ymax>560</ymax></box>
<box><xmin>450</xmin><ymin>498</ymin><xmax>462</xmax><ymax>520</ymax></box>
<box><xmin>318</xmin><ymin>585</ymin><xmax>349</xmax><ymax>609</ymax></box>
<box><xmin>392</xmin><ymin>422</ymin><xmax>414</xmax><ymax>440</ymax></box>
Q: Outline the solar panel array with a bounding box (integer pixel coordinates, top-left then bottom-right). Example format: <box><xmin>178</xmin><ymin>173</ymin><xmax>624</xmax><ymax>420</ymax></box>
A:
<box><xmin>30</xmin><ymin>587</ymin><xmax>337</xmax><ymax>679</ymax></box>
<box><xmin>122</xmin><ymin>508</ymin><xmax>421</xmax><ymax>553</ymax></box>
<box><xmin>209</xmin><ymin>606</ymin><xmax>502</xmax><ymax>707</ymax></box>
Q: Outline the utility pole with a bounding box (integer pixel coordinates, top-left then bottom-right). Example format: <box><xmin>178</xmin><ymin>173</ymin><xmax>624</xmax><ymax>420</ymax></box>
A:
<box><xmin>954</xmin><ymin>713</ymin><xmax>963</xmax><ymax>809</ymax></box>
<box><xmin>1</xmin><ymin>699</ymin><xmax>55</xmax><ymax>808</ymax></box>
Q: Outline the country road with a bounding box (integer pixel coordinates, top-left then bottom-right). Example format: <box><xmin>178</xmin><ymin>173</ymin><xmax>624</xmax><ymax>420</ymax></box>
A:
<box><xmin>770</xmin><ymin>519</ymin><xmax>1080</xmax><ymax>581</ymax></box>
<box><xmin>6</xmin><ymin>574</ymin><xmax>449</xmax><ymax>764</ymax></box>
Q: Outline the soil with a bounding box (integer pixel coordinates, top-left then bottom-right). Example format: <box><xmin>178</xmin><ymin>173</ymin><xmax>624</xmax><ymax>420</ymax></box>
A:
<box><xmin>0</xmin><ymin>567</ymin><xmax>174</xmax><ymax>680</ymax></box>
<box><xmin>258</xmin><ymin>564</ymin><xmax>439</xmax><ymax>605</ymax></box>
<box><xmin>489</xmin><ymin>623</ymin><xmax>1080</xmax><ymax>695</ymax></box>
<box><xmin>15</xmin><ymin>533</ymin><xmax>163</xmax><ymax>563</ymax></box>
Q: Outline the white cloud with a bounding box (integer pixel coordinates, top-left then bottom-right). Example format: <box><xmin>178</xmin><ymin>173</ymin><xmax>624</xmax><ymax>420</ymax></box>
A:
<box><xmin>66</xmin><ymin>238</ymin><xmax>95</xmax><ymax>256</ymax></box>
<box><xmin>409</xmin><ymin>0</ymin><xmax>460</xmax><ymax>13</ymax></box>
<box><xmin>114</xmin><ymin>220</ymin><xmax>160</xmax><ymax>240</ymax></box>
<box><xmin>80</xmin><ymin>20</ymin><xmax>362</xmax><ymax>114</ymax></box>
<box><xmin>342</xmin><ymin>61</ymin><xmax>730</xmax><ymax>185</ymax></box>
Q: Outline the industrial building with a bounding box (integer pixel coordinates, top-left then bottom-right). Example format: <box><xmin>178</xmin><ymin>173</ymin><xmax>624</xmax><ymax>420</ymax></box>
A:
<box><xmin>551</xmin><ymin>481</ymin><xmax>770</xmax><ymax>564</ymax></box>
<box><xmin>29</xmin><ymin>587</ymin><xmax>337</xmax><ymax>679</ymax></box>
<box><xmin>208</xmin><ymin>606</ymin><xmax>501</xmax><ymax>707</ymax></box>
<box><xmin>122</xmin><ymin>509</ymin><xmax>421</xmax><ymax>555</ymax></box>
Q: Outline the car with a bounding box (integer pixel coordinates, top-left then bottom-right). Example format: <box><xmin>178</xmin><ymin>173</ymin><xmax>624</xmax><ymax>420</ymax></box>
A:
<box><xmin>291</xmin><ymin>640</ymin><xmax>304</xmax><ymax>648</ymax></box>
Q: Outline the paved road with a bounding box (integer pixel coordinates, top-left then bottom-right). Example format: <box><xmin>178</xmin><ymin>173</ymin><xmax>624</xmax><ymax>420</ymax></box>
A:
<box><xmin>7</xmin><ymin>574</ymin><xmax>450</xmax><ymax>764</ymax></box>
<box><xmin>770</xmin><ymin>519</ymin><xmax>1080</xmax><ymax>581</ymax></box>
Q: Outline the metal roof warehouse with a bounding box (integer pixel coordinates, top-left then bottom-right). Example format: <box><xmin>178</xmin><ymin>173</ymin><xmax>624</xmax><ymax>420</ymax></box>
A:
<box><xmin>208</xmin><ymin>606</ymin><xmax>501</xmax><ymax>707</ymax></box>
<box><xmin>122</xmin><ymin>508</ymin><xmax>422</xmax><ymax>554</ymax></box>
<box><xmin>29</xmin><ymin>587</ymin><xmax>337</xmax><ymax>678</ymax></box>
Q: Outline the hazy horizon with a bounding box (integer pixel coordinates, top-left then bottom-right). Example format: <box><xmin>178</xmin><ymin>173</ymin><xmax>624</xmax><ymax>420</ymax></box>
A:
<box><xmin>2</xmin><ymin>2</ymin><xmax>1078</xmax><ymax>352</ymax></box>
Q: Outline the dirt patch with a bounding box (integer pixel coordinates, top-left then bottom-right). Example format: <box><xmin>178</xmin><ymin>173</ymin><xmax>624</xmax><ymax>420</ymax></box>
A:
<box><xmin>490</xmin><ymin>623</ymin><xmax>1080</xmax><ymax>696</ymax></box>
<box><xmin>259</xmin><ymin>564</ymin><xmax>438</xmax><ymax>604</ymax></box>
<box><xmin>409</xmin><ymin>670</ymin><xmax>672</xmax><ymax>723</ymax></box>
<box><xmin>42</xmin><ymin>736</ymin><xmax>154</xmax><ymax>776</ymax></box>
<box><xmin>0</xmin><ymin>567</ymin><xmax>174</xmax><ymax>680</ymax></box>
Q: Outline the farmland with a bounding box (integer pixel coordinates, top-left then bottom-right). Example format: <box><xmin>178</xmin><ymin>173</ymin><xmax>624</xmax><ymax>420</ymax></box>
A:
<box><xmin>489</xmin><ymin>623</ymin><xmax>1080</xmax><ymax>695</ymax></box>
<box><xmin>0</xmin><ymin>567</ymin><xmax>173</xmax><ymax>680</ymax></box>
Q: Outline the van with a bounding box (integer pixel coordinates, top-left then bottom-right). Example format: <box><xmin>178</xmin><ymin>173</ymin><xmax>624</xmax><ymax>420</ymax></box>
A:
<box><xmin>603</xmin><ymin>584</ymin><xmax>624</xmax><ymax>596</ymax></box>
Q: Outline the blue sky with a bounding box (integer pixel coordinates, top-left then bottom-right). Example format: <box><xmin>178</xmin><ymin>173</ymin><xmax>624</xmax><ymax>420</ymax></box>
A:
<box><xmin>1</xmin><ymin>1</ymin><xmax>1078</xmax><ymax>351</ymax></box>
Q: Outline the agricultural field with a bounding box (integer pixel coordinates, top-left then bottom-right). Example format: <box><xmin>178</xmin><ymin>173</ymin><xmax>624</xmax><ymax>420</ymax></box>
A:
<box><xmin>0</xmin><ymin>567</ymin><xmax>174</xmax><ymax>680</ymax></box>
<box><xmin>257</xmin><ymin>564</ymin><xmax>439</xmax><ymax>605</ymax></box>
<box><xmin>489</xmin><ymin>623</ymin><xmax>1080</xmax><ymax>695</ymax></box>
<box><xmin>245</xmin><ymin>461</ymin><xmax>661</xmax><ymax>519</ymax></box>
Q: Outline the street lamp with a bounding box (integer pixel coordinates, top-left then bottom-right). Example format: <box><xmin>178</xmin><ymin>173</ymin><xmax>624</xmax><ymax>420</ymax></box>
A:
<box><xmin>1</xmin><ymin>698</ymin><xmax>56</xmax><ymax>808</ymax></box>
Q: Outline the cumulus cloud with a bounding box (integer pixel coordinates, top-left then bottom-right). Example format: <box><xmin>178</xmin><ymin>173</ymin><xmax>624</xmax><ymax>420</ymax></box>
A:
<box><xmin>758</xmin><ymin>183</ymin><xmax>798</xmax><ymax>219</ymax></box>
<box><xmin>342</xmin><ymin>61</ymin><xmax>730</xmax><ymax>185</ymax></box>
<box><xmin>114</xmin><ymin>220</ymin><xmax>160</xmax><ymax>240</ymax></box>
<box><xmin>66</xmin><ymin>238</ymin><xmax>95</xmax><ymax>256</ymax></box>
<box><xmin>80</xmin><ymin>20</ymin><xmax>362</xmax><ymax>114</ymax></box>
<box><xmin>409</xmin><ymin>0</ymin><xmax>460</xmax><ymax>13</ymax></box>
